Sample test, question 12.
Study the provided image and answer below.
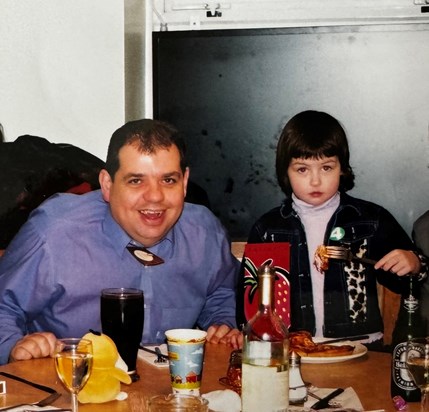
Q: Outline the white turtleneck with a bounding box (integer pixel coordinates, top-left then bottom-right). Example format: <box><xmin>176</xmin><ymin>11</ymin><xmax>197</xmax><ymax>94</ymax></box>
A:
<box><xmin>292</xmin><ymin>192</ymin><xmax>340</xmax><ymax>336</ymax></box>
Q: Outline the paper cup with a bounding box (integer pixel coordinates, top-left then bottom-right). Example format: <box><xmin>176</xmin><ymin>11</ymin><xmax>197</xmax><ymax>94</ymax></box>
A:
<box><xmin>165</xmin><ymin>329</ymin><xmax>207</xmax><ymax>395</ymax></box>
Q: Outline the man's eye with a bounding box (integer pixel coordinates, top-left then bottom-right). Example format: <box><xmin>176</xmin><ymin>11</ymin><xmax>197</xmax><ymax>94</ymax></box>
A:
<box><xmin>163</xmin><ymin>177</ymin><xmax>177</xmax><ymax>184</ymax></box>
<box><xmin>129</xmin><ymin>178</ymin><xmax>141</xmax><ymax>185</ymax></box>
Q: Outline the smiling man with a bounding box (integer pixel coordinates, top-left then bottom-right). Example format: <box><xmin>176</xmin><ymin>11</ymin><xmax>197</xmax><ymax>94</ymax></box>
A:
<box><xmin>0</xmin><ymin>119</ymin><xmax>242</xmax><ymax>365</ymax></box>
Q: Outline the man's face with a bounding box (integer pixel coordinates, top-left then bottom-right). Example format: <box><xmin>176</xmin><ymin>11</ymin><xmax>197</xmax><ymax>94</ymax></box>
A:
<box><xmin>100</xmin><ymin>143</ymin><xmax>189</xmax><ymax>247</ymax></box>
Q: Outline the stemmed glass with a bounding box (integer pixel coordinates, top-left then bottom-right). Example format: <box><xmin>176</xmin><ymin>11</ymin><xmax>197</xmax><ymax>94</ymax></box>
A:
<box><xmin>406</xmin><ymin>337</ymin><xmax>429</xmax><ymax>411</ymax></box>
<box><xmin>54</xmin><ymin>338</ymin><xmax>93</xmax><ymax>412</ymax></box>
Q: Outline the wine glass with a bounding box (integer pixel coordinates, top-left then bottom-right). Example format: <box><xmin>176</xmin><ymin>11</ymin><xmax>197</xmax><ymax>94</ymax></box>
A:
<box><xmin>54</xmin><ymin>338</ymin><xmax>93</xmax><ymax>412</ymax></box>
<box><xmin>406</xmin><ymin>337</ymin><xmax>429</xmax><ymax>411</ymax></box>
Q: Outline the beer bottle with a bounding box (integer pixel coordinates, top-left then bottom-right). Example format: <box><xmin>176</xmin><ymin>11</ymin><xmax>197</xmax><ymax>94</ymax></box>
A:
<box><xmin>390</xmin><ymin>275</ymin><xmax>426</xmax><ymax>401</ymax></box>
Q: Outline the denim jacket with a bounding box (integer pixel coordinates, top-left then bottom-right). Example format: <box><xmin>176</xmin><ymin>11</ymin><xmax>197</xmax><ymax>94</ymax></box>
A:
<box><xmin>237</xmin><ymin>193</ymin><xmax>427</xmax><ymax>337</ymax></box>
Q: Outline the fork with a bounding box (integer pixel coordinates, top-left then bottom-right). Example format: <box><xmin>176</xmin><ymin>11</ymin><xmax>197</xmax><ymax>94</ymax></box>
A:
<box><xmin>325</xmin><ymin>246</ymin><xmax>377</xmax><ymax>266</ymax></box>
<box><xmin>0</xmin><ymin>392</ymin><xmax>61</xmax><ymax>411</ymax></box>
<box><xmin>154</xmin><ymin>346</ymin><xmax>167</xmax><ymax>363</ymax></box>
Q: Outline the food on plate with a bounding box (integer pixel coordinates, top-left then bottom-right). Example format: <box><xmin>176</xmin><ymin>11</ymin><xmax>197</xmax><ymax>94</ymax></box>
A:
<box><xmin>314</xmin><ymin>245</ymin><xmax>329</xmax><ymax>273</ymax></box>
<box><xmin>289</xmin><ymin>330</ymin><xmax>355</xmax><ymax>357</ymax></box>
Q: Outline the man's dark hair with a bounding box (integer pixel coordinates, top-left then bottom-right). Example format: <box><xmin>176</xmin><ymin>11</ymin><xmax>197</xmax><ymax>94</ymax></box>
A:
<box><xmin>276</xmin><ymin>110</ymin><xmax>355</xmax><ymax>196</ymax></box>
<box><xmin>105</xmin><ymin>119</ymin><xmax>187</xmax><ymax>179</ymax></box>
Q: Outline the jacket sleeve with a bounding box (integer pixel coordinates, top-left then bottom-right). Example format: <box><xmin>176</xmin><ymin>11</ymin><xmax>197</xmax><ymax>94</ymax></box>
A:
<box><xmin>373</xmin><ymin>207</ymin><xmax>428</xmax><ymax>293</ymax></box>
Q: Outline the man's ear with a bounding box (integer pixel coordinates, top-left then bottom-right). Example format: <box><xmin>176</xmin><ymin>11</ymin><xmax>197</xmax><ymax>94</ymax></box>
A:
<box><xmin>99</xmin><ymin>169</ymin><xmax>112</xmax><ymax>202</ymax></box>
<box><xmin>183</xmin><ymin>167</ymin><xmax>190</xmax><ymax>197</ymax></box>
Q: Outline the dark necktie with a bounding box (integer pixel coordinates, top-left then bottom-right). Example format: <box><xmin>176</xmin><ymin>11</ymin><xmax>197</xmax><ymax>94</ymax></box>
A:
<box><xmin>126</xmin><ymin>245</ymin><xmax>164</xmax><ymax>266</ymax></box>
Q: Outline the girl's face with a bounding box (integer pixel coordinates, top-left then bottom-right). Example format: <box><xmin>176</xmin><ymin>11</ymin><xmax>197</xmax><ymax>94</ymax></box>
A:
<box><xmin>287</xmin><ymin>156</ymin><xmax>342</xmax><ymax>206</ymax></box>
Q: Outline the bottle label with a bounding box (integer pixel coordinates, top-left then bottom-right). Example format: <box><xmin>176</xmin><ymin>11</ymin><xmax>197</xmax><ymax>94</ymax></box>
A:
<box><xmin>247</xmin><ymin>341</ymin><xmax>272</xmax><ymax>360</ymax></box>
<box><xmin>392</xmin><ymin>342</ymin><xmax>418</xmax><ymax>391</ymax></box>
<box><xmin>242</xmin><ymin>363</ymin><xmax>289</xmax><ymax>412</ymax></box>
<box><xmin>404</xmin><ymin>295</ymin><xmax>418</xmax><ymax>313</ymax></box>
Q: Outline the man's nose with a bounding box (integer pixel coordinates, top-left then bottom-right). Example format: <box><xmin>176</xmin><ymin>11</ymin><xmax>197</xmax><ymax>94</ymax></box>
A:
<box><xmin>144</xmin><ymin>181</ymin><xmax>164</xmax><ymax>201</ymax></box>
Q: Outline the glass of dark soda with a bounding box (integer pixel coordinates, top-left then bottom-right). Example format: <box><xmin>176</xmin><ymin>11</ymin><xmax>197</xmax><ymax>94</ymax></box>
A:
<box><xmin>100</xmin><ymin>288</ymin><xmax>144</xmax><ymax>382</ymax></box>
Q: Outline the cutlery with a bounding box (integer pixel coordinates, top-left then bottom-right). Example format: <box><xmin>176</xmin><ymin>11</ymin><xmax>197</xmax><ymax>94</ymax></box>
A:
<box><xmin>154</xmin><ymin>346</ymin><xmax>167</xmax><ymax>363</ymax></box>
<box><xmin>322</xmin><ymin>335</ymin><xmax>369</xmax><ymax>344</ymax></box>
<box><xmin>0</xmin><ymin>372</ymin><xmax>57</xmax><ymax>394</ymax></box>
<box><xmin>0</xmin><ymin>392</ymin><xmax>61</xmax><ymax>411</ymax></box>
<box><xmin>325</xmin><ymin>246</ymin><xmax>377</xmax><ymax>266</ymax></box>
<box><xmin>139</xmin><ymin>345</ymin><xmax>169</xmax><ymax>360</ymax></box>
<box><xmin>0</xmin><ymin>372</ymin><xmax>61</xmax><ymax>412</ymax></box>
<box><xmin>308</xmin><ymin>390</ymin><xmax>342</xmax><ymax>408</ymax></box>
<box><xmin>23</xmin><ymin>409</ymin><xmax>71</xmax><ymax>412</ymax></box>
<box><xmin>311</xmin><ymin>388</ymin><xmax>344</xmax><ymax>410</ymax></box>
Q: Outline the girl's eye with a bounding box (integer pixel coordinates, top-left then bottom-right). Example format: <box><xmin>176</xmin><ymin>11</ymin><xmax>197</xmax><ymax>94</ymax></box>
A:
<box><xmin>322</xmin><ymin>165</ymin><xmax>333</xmax><ymax>172</ymax></box>
<box><xmin>297</xmin><ymin>167</ymin><xmax>307</xmax><ymax>173</ymax></box>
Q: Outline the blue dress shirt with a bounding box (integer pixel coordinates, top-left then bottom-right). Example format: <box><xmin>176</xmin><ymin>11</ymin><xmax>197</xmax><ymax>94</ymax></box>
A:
<box><xmin>0</xmin><ymin>190</ymin><xmax>239</xmax><ymax>364</ymax></box>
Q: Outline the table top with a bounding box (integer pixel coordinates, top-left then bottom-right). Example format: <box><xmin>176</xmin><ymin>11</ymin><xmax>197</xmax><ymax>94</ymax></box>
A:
<box><xmin>0</xmin><ymin>343</ymin><xmax>421</xmax><ymax>412</ymax></box>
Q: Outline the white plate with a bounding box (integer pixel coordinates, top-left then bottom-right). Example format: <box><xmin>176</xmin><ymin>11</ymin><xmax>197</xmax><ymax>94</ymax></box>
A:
<box><xmin>300</xmin><ymin>341</ymin><xmax>368</xmax><ymax>364</ymax></box>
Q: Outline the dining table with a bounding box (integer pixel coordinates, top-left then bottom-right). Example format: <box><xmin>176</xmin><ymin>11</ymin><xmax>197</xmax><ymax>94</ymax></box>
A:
<box><xmin>0</xmin><ymin>342</ymin><xmax>420</xmax><ymax>412</ymax></box>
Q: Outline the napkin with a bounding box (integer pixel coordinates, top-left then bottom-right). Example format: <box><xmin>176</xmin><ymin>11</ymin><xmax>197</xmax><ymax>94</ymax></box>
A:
<box><xmin>304</xmin><ymin>386</ymin><xmax>364</xmax><ymax>411</ymax></box>
<box><xmin>202</xmin><ymin>389</ymin><xmax>241</xmax><ymax>412</ymax></box>
<box><xmin>137</xmin><ymin>344</ymin><xmax>169</xmax><ymax>368</ymax></box>
<box><xmin>202</xmin><ymin>387</ymin><xmax>364</xmax><ymax>412</ymax></box>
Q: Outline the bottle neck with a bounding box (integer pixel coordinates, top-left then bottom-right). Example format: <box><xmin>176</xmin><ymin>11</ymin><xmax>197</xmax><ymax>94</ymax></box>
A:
<box><xmin>259</xmin><ymin>270</ymin><xmax>275</xmax><ymax>310</ymax></box>
<box><xmin>404</xmin><ymin>276</ymin><xmax>419</xmax><ymax>315</ymax></box>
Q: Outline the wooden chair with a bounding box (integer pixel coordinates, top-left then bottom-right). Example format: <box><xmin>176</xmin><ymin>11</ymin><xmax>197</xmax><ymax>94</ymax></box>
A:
<box><xmin>231</xmin><ymin>241</ymin><xmax>246</xmax><ymax>261</ymax></box>
<box><xmin>377</xmin><ymin>283</ymin><xmax>401</xmax><ymax>346</ymax></box>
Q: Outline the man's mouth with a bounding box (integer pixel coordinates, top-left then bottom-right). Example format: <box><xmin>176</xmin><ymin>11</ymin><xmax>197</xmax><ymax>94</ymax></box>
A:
<box><xmin>140</xmin><ymin>209</ymin><xmax>163</xmax><ymax>218</ymax></box>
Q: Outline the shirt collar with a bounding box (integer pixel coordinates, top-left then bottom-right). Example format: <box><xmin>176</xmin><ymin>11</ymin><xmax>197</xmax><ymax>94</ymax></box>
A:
<box><xmin>102</xmin><ymin>207</ymin><xmax>132</xmax><ymax>252</ymax></box>
<box><xmin>292</xmin><ymin>192</ymin><xmax>341</xmax><ymax>216</ymax></box>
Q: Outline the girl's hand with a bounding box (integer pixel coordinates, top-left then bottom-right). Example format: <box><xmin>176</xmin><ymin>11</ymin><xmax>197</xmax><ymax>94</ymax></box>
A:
<box><xmin>374</xmin><ymin>249</ymin><xmax>421</xmax><ymax>276</ymax></box>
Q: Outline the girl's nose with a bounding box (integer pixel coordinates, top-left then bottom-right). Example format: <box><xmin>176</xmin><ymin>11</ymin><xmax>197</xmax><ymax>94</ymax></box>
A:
<box><xmin>310</xmin><ymin>172</ymin><xmax>321</xmax><ymax>186</ymax></box>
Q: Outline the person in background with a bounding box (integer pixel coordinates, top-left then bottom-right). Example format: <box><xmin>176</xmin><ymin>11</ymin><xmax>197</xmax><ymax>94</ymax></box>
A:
<box><xmin>412</xmin><ymin>211</ymin><xmax>429</xmax><ymax>333</ymax></box>
<box><xmin>0</xmin><ymin>119</ymin><xmax>242</xmax><ymax>365</ymax></box>
<box><xmin>237</xmin><ymin>110</ymin><xmax>427</xmax><ymax>350</ymax></box>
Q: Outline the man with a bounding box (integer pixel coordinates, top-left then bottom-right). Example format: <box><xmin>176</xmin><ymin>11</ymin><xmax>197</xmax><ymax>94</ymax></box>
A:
<box><xmin>0</xmin><ymin>119</ymin><xmax>242</xmax><ymax>364</ymax></box>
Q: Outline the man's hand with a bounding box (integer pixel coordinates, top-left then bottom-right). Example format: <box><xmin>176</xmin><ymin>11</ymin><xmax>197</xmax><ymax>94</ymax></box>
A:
<box><xmin>374</xmin><ymin>249</ymin><xmax>421</xmax><ymax>276</ymax></box>
<box><xmin>206</xmin><ymin>325</ymin><xmax>243</xmax><ymax>349</ymax></box>
<box><xmin>9</xmin><ymin>332</ymin><xmax>57</xmax><ymax>362</ymax></box>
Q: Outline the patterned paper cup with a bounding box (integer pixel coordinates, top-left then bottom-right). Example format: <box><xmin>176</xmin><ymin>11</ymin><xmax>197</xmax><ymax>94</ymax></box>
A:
<box><xmin>165</xmin><ymin>329</ymin><xmax>207</xmax><ymax>395</ymax></box>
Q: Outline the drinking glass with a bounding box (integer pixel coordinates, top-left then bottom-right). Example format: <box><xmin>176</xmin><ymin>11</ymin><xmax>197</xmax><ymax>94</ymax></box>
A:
<box><xmin>406</xmin><ymin>337</ymin><xmax>429</xmax><ymax>411</ymax></box>
<box><xmin>147</xmin><ymin>393</ymin><xmax>209</xmax><ymax>411</ymax></box>
<box><xmin>100</xmin><ymin>288</ymin><xmax>144</xmax><ymax>381</ymax></box>
<box><xmin>54</xmin><ymin>338</ymin><xmax>93</xmax><ymax>412</ymax></box>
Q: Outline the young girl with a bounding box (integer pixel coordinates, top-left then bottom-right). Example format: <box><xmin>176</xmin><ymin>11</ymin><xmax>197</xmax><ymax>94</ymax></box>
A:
<box><xmin>238</xmin><ymin>110</ymin><xmax>427</xmax><ymax>349</ymax></box>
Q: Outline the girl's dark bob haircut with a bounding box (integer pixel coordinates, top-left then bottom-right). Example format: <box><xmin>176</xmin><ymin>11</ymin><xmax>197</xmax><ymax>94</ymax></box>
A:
<box><xmin>276</xmin><ymin>110</ymin><xmax>355</xmax><ymax>197</ymax></box>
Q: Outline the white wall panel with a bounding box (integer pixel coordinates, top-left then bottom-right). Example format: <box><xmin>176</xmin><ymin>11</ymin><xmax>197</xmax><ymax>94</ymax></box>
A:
<box><xmin>0</xmin><ymin>0</ymin><xmax>124</xmax><ymax>160</ymax></box>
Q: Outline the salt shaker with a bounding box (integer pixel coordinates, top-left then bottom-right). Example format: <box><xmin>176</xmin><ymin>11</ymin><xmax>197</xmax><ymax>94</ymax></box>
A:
<box><xmin>289</xmin><ymin>351</ymin><xmax>308</xmax><ymax>405</ymax></box>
